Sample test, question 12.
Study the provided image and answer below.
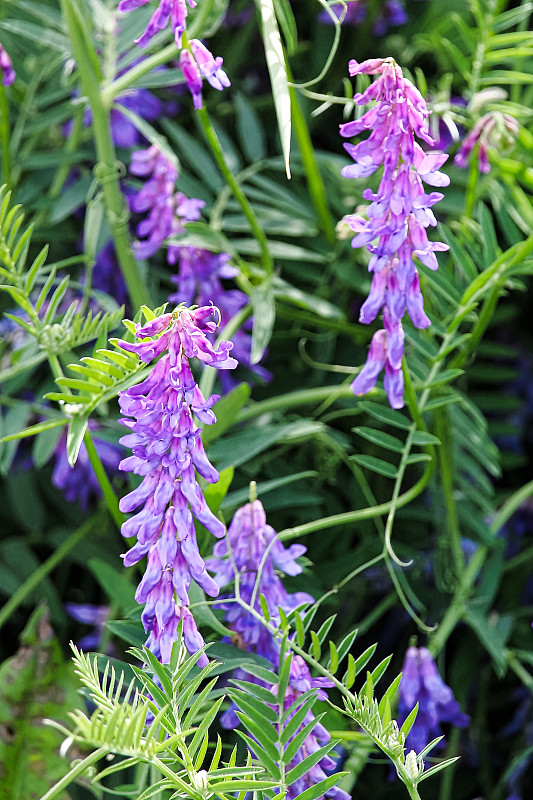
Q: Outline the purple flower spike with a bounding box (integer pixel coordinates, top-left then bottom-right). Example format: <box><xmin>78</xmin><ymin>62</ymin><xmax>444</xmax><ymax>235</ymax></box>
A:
<box><xmin>0</xmin><ymin>44</ymin><xmax>15</xmax><ymax>86</ymax></box>
<box><xmin>207</xmin><ymin>498</ymin><xmax>313</xmax><ymax>667</ymax></box>
<box><xmin>398</xmin><ymin>646</ymin><xmax>470</xmax><ymax>753</ymax></box>
<box><xmin>340</xmin><ymin>57</ymin><xmax>449</xmax><ymax>408</ymax></box>
<box><xmin>128</xmin><ymin>145</ymin><xmax>204</xmax><ymax>262</ymax></box>
<box><xmin>169</xmin><ymin>248</ymin><xmax>271</xmax><ymax>389</ymax></box>
<box><xmin>118</xmin><ymin>0</ymin><xmax>197</xmax><ymax>49</ymax></box>
<box><xmin>118</xmin><ymin>305</ymin><xmax>237</xmax><ymax>664</ymax></box>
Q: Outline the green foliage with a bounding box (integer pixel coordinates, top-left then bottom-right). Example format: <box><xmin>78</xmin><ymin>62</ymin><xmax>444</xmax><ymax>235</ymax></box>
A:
<box><xmin>0</xmin><ymin>604</ymin><xmax>83</xmax><ymax>800</ymax></box>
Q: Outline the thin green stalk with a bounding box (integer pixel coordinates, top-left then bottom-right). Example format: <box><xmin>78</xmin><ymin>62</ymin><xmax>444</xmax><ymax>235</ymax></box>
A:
<box><xmin>278</xmin><ymin>464</ymin><xmax>432</xmax><ymax>541</ymax></box>
<box><xmin>101</xmin><ymin>43</ymin><xmax>177</xmax><ymax>105</ymax></box>
<box><xmin>40</xmin><ymin>747</ymin><xmax>108</xmax><ymax>800</ymax></box>
<box><xmin>0</xmin><ymin>515</ymin><xmax>99</xmax><ymax>631</ymax></box>
<box><xmin>491</xmin><ymin>478</ymin><xmax>533</xmax><ymax>536</ymax></box>
<box><xmin>0</xmin><ymin>84</ymin><xmax>10</xmax><ymax>186</ymax></box>
<box><xmin>428</xmin><ymin>545</ymin><xmax>486</xmax><ymax>656</ymax></box>
<box><xmin>237</xmin><ymin>384</ymin><xmax>356</xmax><ymax>422</ymax></box>
<box><xmin>60</xmin><ymin>0</ymin><xmax>151</xmax><ymax>311</ymax></box>
<box><xmin>83</xmin><ymin>427</ymin><xmax>125</xmax><ymax>530</ymax></box>
<box><xmin>195</xmin><ymin>104</ymin><xmax>274</xmax><ymax>275</ymax></box>
<box><xmin>288</xmin><ymin>80</ymin><xmax>336</xmax><ymax>243</ymax></box>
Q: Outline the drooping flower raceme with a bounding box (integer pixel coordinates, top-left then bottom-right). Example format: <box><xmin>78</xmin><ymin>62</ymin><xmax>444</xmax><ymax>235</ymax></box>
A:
<box><xmin>117</xmin><ymin>306</ymin><xmax>237</xmax><ymax>663</ymax></box>
<box><xmin>207</xmin><ymin>498</ymin><xmax>313</xmax><ymax>671</ymax></box>
<box><xmin>0</xmin><ymin>44</ymin><xmax>15</xmax><ymax>86</ymax></box>
<box><xmin>340</xmin><ymin>57</ymin><xmax>450</xmax><ymax>408</ymax></box>
<box><xmin>398</xmin><ymin>645</ymin><xmax>469</xmax><ymax>752</ymax></box>
<box><xmin>454</xmin><ymin>111</ymin><xmax>519</xmax><ymax>174</ymax></box>
<box><xmin>207</xmin><ymin>500</ymin><xmax>347</xmax><ymax>800</ymax></box>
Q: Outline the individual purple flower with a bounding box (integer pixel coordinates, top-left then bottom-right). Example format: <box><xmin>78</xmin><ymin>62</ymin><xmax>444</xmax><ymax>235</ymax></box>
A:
<box><xmin>340</xmin><ymin>57</ymin><xmax>449</xmax><ymax>408</ymax></box>
<box><xmin>180</xmin><ymin>42</ymin><xmax>230</xmax><ymax>110</ymax></box>
<box><xmin>129</xmin><ymin>145</ymin><xmax>203</xmax><ymax>261</ymax></box>
<box><xmin>398</xmin><ymin>646</ymin><xmax>469</xmax><ymax>753</ymax></box>
<box><xmin>118</xmin><ymin>0</ymin><xmax>197</xmax><ymax>49</ymax></box>
<box><xmin>52</xmin><ymin>426</ymin><xmax>122</xmax><ymax>510</ymax></box>
<box><xmin>117</xmin><ymin>305</ymin><xmax>237</xmax><ymax>664</ymax></box>
<box><xmin>0</xmin><ymin>44</ymin><xmax>15</xmax><ymax>86</ymax></box>
<box><xmin>454</xmin><ymin>112</ymin><xmax>519</xmax><ymax>174</ymax></box>
<box><xmin>275</xmin><ymin>656</ymin><xmax>350</xmax><ymax>800</ymax></box>
<box><xmin>169</xmin><ymin>248</ymin><xmax>271</xmax><ymax>387</ymax></box>
<box><xmin>65</xmin><ymin>603</ymin><xmax>111</xmax><ymax>651</ymax></box>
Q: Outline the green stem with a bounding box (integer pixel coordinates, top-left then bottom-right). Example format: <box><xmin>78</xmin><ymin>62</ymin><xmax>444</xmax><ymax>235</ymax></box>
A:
<box><xmin>83</xmin><ymin>427</ymin><xmax>125</xmax><ymax>530</ymax></box>
<box><xmin>40</xmin><ymin>747</ymin><xmax>107</xmax><ymax>800</ymax></box>
<box><xmin>288</xmin><ymin>80</ymin><xmax>336</xmax><ymax>243</ymax></box>
<box><xmin>237</xmin><ymin>384</ymin><xmax>356</xmax><ymax>422</ymax></box>
<box><xmin>0</xmin><ymin>515</ymin><xmax>99</xmax><ymax>631</ymax></box>
<box><xmin>0</xmin><ymin>84</ymin><xmax>11</xmax><ymax>186</ymax></box>
<box><xmin>196</xmin><ymin>104</ymin><xmax>274</xmax><ymax>275</ymax></box>
<box><xmin>278</xmin><ymin>464</ymin><xmax>432</xmax><ymax>541</ymax></box>
<box><xmin>102</xmin><ymin>43</ymin><xmax>177</xmax><ymax>105</ymax></box>
<box><xmin>60</xmin><ymin>0</ymin><xmax>151</xmax><ymax>311</ymax></box>
<box><xmin>428</xmin><ymin>544</ymin><xmax>486</xmax><ymax>656</ymax></box>
<box><xmin>490</xmin><ymin>478</ymin><xmax>533</xmax><ymax>536</ymax></box>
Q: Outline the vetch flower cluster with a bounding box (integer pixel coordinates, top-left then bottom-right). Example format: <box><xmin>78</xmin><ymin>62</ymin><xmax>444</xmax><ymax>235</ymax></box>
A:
<box><xmin>0</xmin><ymin>44</ymin><xmax>15</xmax><ymax>86</ymax></box>
<box><xmin>398</xmin><ymin>645</ymin><xmax>469</xmax><ymax>752</ymax></box>
<box><xmin>117</xmin><ymin>305</ymin><xmax>237</xmax><ymax>663</ymax></box>
<box><xmin>180</xmin><ymin>40</ymin><xmax>230</xmax><ymax>110</ymax></box>
<box><xmin>340</xmin><ymin>57</ymin><xmax>450</xmax><ymax>408</ymax></box>
<box><xmin>454</xmin><ymin>111</ymin><xmax>519</xmax><ymax>174</ymax></box>
<box><xmin>207</xmin><ymin>498</ymin><xmax>312</xmax><ymax>672</ymax></box>
<box><xmin>129</xmin><ymin>145</ymin><xmax>204</xmax><ymax>261</ymax></box>
<box><xmin>207</xmin><ymin>498</ymin><xmax>347</xmax><ymax>800</ymax></box>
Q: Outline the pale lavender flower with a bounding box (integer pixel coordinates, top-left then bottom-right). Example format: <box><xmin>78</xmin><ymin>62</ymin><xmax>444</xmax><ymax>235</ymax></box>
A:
<box><xmin>454</xmin><ymin>112</ymin><xmax>519</xmax><ymax>174</ymax></box>
<box><xmin>117</xmin><ymin>305</ymin><xmax>237</xmax><ymax>664</ymax></box>
<box><xmin>340</xmin><ymin>57</ymin><xmax>449</xmax><ymax>408</ymax></box>
<box><xmin>180</xmin><ymin>42</ymin><xmax>230</xmax><ymax>110</ymax></box>
<box><xmin>118</xmin><ymin>0</ymin><xmax>197</xmax><ymax>48</ymax></box>
<box><xmin>398</xmin><ymin>646</ymin><xmax>469</xmax><ymax>752</ymax></box>
<box><xmin>0</xmin><ymin>44</ymin><xmax>15</xmax><ymax>86</ymax></box>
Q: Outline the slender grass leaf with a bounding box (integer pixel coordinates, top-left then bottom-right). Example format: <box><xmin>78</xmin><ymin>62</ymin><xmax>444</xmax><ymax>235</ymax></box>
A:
<box><xmin>258</xmin><ymin>0</ymin><xmax>291</xmax><ymax>177</ymax></box>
